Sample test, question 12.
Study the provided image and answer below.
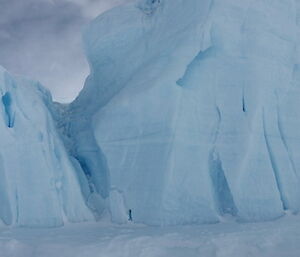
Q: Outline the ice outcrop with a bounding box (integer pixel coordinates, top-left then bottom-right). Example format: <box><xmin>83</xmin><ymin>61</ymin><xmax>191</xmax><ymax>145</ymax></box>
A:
<box><xmin>0</xmin><ymin>67</ymin><xmax>93</xmax><ymax>227</ymax></box>
<box><xmin>65</xmin><ymin>0</ymin><xmax>300</xmax><ymax>225</ymax></box>
<box><xmin>2</xmin><ymin>0</ymin><xmax>300</xmax><ymax>227</ymax></box>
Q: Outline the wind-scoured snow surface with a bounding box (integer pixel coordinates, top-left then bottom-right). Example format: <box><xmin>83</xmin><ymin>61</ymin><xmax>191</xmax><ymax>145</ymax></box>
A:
<box><xmin>1</xmin><ymin>215</ymin><xmax>300</xmax><ymax>257</ymax></box>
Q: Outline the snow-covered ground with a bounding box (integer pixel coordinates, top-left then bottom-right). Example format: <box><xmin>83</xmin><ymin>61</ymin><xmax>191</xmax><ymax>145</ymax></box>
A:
<box><xmin>1</xmin><ymin>214</ymin><xmax>300</xmax><ymax>257</ymax></box>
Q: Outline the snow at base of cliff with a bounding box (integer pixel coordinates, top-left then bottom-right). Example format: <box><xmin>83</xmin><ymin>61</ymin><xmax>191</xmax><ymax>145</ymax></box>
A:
<box><xmin>1</xmin><ymin>215</ymin><xmax>300</xmax><ymax>257</ymax></box>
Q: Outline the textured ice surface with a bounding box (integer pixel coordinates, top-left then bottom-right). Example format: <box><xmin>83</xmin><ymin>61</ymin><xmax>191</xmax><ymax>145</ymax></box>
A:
<box><xmin>2</xmin><ymin>0</ymin><xmax>300</xmax><ymax>227</ymax></box>
<box><xmin>65</xmin><ymin>0</ymin><xmax>300</xmax><ymax>225</ymax></box>
<box><xmin>0</xmin><ymin>67</ymin><xmax>93</xmax><ymax>227</ymax></box>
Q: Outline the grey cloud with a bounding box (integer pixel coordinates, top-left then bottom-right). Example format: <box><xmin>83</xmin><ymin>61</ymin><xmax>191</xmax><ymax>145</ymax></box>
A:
<box><xmin>0</xmin><ymin>0</ymin><xmax>130</xmax><ymax>102</ymax></box>
<box><xmin>67</xmin><ymin>0</ymin><xmax>131</xmax><ymax>17</ymax></box>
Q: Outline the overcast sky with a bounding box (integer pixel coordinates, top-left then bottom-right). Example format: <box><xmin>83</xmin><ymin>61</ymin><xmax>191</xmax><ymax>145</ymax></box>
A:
<box><xmin>0</xmin><ymin>0</ymin><xmax>129</xmax><ymax>102</ymax></box>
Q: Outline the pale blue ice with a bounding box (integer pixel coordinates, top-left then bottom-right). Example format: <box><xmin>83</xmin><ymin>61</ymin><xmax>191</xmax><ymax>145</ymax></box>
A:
<box><xmin>1</xmin><ymin>0</ymin><xmax>300</xmax><ymax>227</ymax></box>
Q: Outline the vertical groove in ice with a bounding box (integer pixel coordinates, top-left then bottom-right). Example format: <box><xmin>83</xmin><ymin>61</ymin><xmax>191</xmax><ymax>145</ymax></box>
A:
<box><xmin>262</xmin><ymin>109</ymin><xmax>287</xmax><ymax>210</ymax></box>
<box><xmin>209</xmin><ymin>106</ymin><xmax>237</xmax><ymax>216</ymax></box>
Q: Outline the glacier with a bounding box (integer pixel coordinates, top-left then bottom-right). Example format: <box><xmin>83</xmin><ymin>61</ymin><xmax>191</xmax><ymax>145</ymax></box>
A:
<box><xmin>0</xmin><ymin>67</ymin><xmax>93</xmax><ymax>227</ymax></box>
<box><xmin>1</xmin><ymin>0</ymin><xmax>300</xmax><ymax>227</ymax></box>
<box><xmin>67</xmin><ymin>0</ymin><xmax>300</xmax><ymax>225</ymax></box>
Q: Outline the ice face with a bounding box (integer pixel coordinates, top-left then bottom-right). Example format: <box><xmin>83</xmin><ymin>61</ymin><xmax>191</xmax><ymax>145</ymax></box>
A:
<box><xmin>66</xmin><ymin>0</ymin><xmax>300</xmax><ymax>225</ymax></box>
<box><xmin>67</xmin><ymin>0</ymin><xmax>219</xmax><ymax>225</ymax></box>
<box><xmin>0</xmin><ymin>67</ymin><xmax>93</xmax><ymax>227</ymax></box>
<box><xmin>2</xmin><ymin>0</ymin><xmax>300</xmax><ymax>227</ymax></box>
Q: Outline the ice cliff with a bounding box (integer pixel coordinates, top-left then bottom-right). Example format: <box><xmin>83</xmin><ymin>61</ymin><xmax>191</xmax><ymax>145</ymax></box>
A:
<box><xmin>2</xmin><ymin>0</ymin><xmax>300</xmax><ymax>227</ymax></box>
<box><xmin>0</xmin><ymin>67</ymin><xmax>93</xmax><ymax>227</ymax></box>
<box><xmin>68</xmin><ymin>0</ymin><xmax>300</xmax><ymax>225</ymax></box>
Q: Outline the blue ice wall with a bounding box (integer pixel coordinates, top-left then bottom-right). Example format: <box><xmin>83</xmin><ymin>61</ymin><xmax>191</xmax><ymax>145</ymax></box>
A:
<box><xmin>2</xmin><ymin>0</ymin><xmax>300</xmax><ymax>227</ymax></box>
<box><xmin>0</xmin><ymin>67</ymin><xmax>94</xmax><ymax>227</ymax></box>
<box><xmin>68</xmin><ymin>0</ymin><xmax>300</xmax><ymax>225</ymax></box>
